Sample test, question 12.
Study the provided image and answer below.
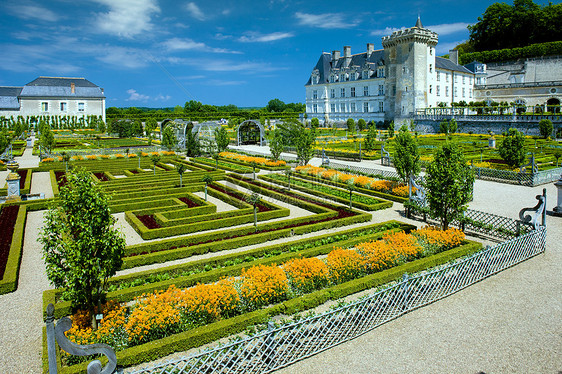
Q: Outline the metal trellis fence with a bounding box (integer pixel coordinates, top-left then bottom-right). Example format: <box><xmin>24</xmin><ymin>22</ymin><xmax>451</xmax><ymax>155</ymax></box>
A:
<box><xmin>329</xmin><ymin>161</ymin><xmax>402</xmax><ymax>181</ymax></box>
<box><xmin>128</xmin><ymin>227</ymin><xmax>546</xmax><ymax>374</ymax></box>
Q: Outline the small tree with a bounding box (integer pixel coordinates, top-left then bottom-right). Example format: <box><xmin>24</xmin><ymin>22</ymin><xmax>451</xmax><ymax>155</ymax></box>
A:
<box><xmin>346</xmin><ymin>118</ymin><xmax>356</xmax><ymax>133</ymax></box>
<box><xmin>176</xmin><ymin>162</ymin><xmax>187</xmax><ymax>187</ymax></box>
<box><xmin>498</xmin><ymin>128</ymin><xmax>526</xmax><ymax>168</ymax></box>
<box><xmin>346</xmin><ymin>180</ymin><xmax>355</xmax><ymax>209</ymax></box>
<box><xmin>449</xmin><ymin>118</ymin><xmax>457</xmax><ymax>134</ymax></box>
<box><xmin>214</xmin><ymin>126</ymin><xmax>230</xmax><ymax>153</ymax></box>
<box><xmin>538</xmin><ymin>119</ymin><xmax>553</xmax><ymax>139</ymax></box>
<box><xmin>425</xmin><ymin>143</ymin><xmax>475</xmax><ymax>230</ymax></box>
<box><xmin>364</xmin><ymin>124</ymin><xmax>377</xmax><ymax>151</ymax></box>
<box><xmin>136</xmin><ymin>150</ymin><xmax>143</xmax><ymax>169</ymax></box>
<box><xmin>388</xmin><ymin>121</ymin><xmax>395</xmax><ymax>138</ymax></box>
<box><xmin>202</xmin><ymin>174</ymin><xmax>213</xmax><ymax>201</ymax></box>
<box><xmin>40</xmin><ymin>125</ymin><xmax>55</xmax><ymax>155</ymax></box>
<box><xmin>162</xmin><ymin>126</ymin><xmax>177</xmax><ymax>151</ymax></box>
<box><xmin>553</xmin><ymin>150</ymin><xmax>561</xmax><ymax>167</ymax></box>
<box><xmin>150</xmin><ymin>153</ymin><xmax>161</xmax><ymax>175</ymax></box>
<box><xmin>61</xmin><ymin>151</ymin><xmax>70</xmax><ymax>173</ymax></box>
<box><xmin>269</xmin><ymin>130</ymin><xmax>284</xmax><ymax>161</ymax></box>
<box><xmin>0</xmin><ymin>127</ymin><xmax>11</xmax><ymax>155</ymax></box>
<box><xmin>439</xmin><ymin>119</ymin><xmax>450</xmax><ymax>135</ymax></box>
<box><xmin>97</xmin><ymin>120</ymin><xmax>106</xmax><ymax>134</ymax></box>
<box><xmin>310</xmin><ymin>117</ymin><xmax>320</xmax><ymax>130</ymax></box>
<box><xmin>357</xmin><ymin>119</ymin><xmax>367</xmax><ymax>131</ymax></box>
<box><xmin>145</xmin><ymin>118</ymin><xmax>157</xmax><ymax>137</ymax></box>
<box><xmin>185</xmin><ymin>129</ymin><xmax>201</xmax><ymax>157</ymax></box>
<box><xmin>245</xmin><ymin>192</ymin><xmax>261</xmax><ymax>231</ymax></box>
<box><xmin>295</xmin><ymin>127</ymin><xmax>316</xmax><ymax>165</ymax></box>
<box><xmin>212</xmin><ymin>152</ymin><xmax>220</xmax><ymax>169</ymax></box>
<box><xmin>393</xmin><ymin>127</ymin><xmax>420</xmax><ymax>184</ymax></box>
<box><xmin>40</xmin><ymin>169</ymin><xmax>125</xmax><ymax>328</ymax></box>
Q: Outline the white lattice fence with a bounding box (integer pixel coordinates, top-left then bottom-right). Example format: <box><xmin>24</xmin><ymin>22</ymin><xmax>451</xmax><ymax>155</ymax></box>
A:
<box><xmin>329</xmin><ymin>162</ymin><xmax>401</xmax><ymax>180</ymax></box>
<box><xmin>128</xmin><ymin>227</ymin><xmax>546</xmax><ymax>374</ymax></box>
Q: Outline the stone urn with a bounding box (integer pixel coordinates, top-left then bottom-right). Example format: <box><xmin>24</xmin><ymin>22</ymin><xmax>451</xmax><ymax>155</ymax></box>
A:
<box><xmin>488</xmin><ymin>137</ymin><xmax>496</xmax><ymax>148</ymax></box>
<box><xmin>5</xmin><ymin>160</ymin><xmax>21</xmax><ymax>202</ymax></box>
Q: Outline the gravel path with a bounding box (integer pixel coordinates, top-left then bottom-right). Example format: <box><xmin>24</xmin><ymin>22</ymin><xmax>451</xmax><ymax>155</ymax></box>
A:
<box><xmin>31</xmin><ymin>172</ymin><xmax>54</xmax><ymax>198</ymax></box>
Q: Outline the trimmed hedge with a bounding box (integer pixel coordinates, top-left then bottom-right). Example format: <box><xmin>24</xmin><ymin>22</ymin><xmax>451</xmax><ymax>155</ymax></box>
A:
<box><xmin>219</xmin><ymin>156</ymin><xmax>288</xmax><ymax>171</ymax></box>
<box><xmin>259</xmin><ymin>174</ymin><xmax>394</xmax><ymax>211</ymax></box>
<box><xmin>49</xmin><ymin>170</ymin><xmax>60</xmax><ymax>198</ymax></box>
<box><xmin>190</xmin><ymin>157</ymin><xmax>257</xmax><ymax>173</ymax></box>
<box><xmin>0</xmin><ymin>206</ymin><xmax>27</xmax><ymax>294</ymax></box>
<box><xmin>459</xmin><ymin>41</ymin><xmax>562</xmax><ymax>65</ymax></box>
<box><xmin>43</xmin><ymin>238</ymin><xmax>482</xmax><ymax>372</ymax></box>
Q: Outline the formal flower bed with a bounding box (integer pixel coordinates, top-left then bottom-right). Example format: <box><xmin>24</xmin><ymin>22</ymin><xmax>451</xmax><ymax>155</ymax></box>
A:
<box><xmin>219</xmin><ymin>152</ymin><xmax>286</xmax><ymax>167</ymax></box>
<box><xmin>0</xmin><ymin>205</ymin><xmax>19</xmax><ymax>279</ymax></box>
<box><xmin>63</xmin><ymin>226</ymin><xmax>464</xmax><ymax>363</ymax></box>
<box><xmin>295</xmin><ymin>165</ymin><xmax>413</xmax><ymax>198</ymax></box>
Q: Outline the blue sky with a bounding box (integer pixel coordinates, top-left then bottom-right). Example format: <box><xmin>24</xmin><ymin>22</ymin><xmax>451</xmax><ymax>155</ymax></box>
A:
<box><xmin>0</xmin><ymin>0</ymin><xmax>550</xmax><ymax>108</ymax></box>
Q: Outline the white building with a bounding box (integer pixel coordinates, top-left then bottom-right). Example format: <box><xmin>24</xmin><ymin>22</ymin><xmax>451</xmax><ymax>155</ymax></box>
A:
<box><xmin>0</xmin><ymin>76</ymin><xmax>106</xmax><ymax>122</ymax></box>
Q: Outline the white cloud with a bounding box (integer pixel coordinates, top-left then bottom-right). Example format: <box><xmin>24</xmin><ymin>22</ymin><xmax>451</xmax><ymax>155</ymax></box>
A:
<box><xmin>96</xmin><ymin>46</ymin><xmax>151</xmax><ymax>69</ymax></box>
<box><xmin>370</xmin><ymin>27</ymin><xmax>404</xmax><ymax>36</ymax></box>
<box><xmin>207</xmin><ymin>80</ymin><xmax>246</xmax><ymax>86</ymax></box>
<box><xmin>163</xmin><ymin>37</ymin><xmax>241</xmax><ymax>54</ymax></box>
<box><xmin>93</xmin><ymin>0</ymin><xmax>160</xmax><ymax>38</ymax></box>
<box><xmin>238</xmin><ymin>32</ymin><xmax>294</xmax><ymax>43</ymax></box>
<box><xmin>185</xmin><ymin>2</ymin><xmax>206</xmax><ymax>21</ymax></box>
<box><xmin>295</xmin><ymin>12</ymin><xmax>358</xmax><ymax>29</ymax></box>
<box><xmin>172</xmin><ymin>58</ymin><xmax>280</xmax><ymax>73</ymax></box>
<box><xmin>435</xmin><ymin>40</ymin><xmax>465</xmax><ymax>55</ymax></box>
<box><xmin>126</xmin><ymin>89</ymin><xmax>150</xmax><ymax>101</ymax></box>
<box><xmin>5</xmin><ymin>1</ymin><xmax>59</xmax><ymax>22</ymax></box>
<box><xmin>426</xmin><ymin>23</ymin><xmax>470</xmax><ymax>36</ymax></box>
<box><xmin>155</xmin><ymin>94</ymin><xmax>171</xmax><ymax>101</ymax></box>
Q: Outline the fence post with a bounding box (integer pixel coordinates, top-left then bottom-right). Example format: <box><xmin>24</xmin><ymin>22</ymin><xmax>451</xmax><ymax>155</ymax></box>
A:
<box><xmin>542</xmin><ymin>188</ymin><xmax>547</xmax><ymax>227</ymax></box>
<box><xmin>264</xmin><ymin>321</ymin><xmax>276</xmax><ymax>367</ymax></box>
<box><xmin>401</xmin><ymin>273</ymin><xmax>410</xmax><ymax>312</ymax></box>
<box><xmin>46</xmin><ymin>303</ymin><xmax>58</xmax><ymax>374</ymax></box>
<box><xmin>516</xmin><ymin>221</ymin><xmax>521</xmax><ymax>237</ymax></box>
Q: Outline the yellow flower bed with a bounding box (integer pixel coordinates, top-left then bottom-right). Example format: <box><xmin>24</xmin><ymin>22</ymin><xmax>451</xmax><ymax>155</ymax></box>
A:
<box><xmin>64</xmin><ymin>228</ymin><xmax>465</xmax><ymax>356</ymax></box>
<box><xmin>219</xmin><ymin>152</ymin><xmax>286</xmax><ymax>167</ymax></box>
<box><xmin>42</xmin><ymin>158</ymin><xmax>54</xmax><ymax>163</ymax></box>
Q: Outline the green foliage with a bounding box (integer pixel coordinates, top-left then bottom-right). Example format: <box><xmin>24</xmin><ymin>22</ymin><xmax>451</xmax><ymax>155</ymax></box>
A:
<box><xmin>269</xmin><ymin>129</ymin><xmax>284</xmax><ymax>161</ymax></box>
<box><xmin>97</xmin><ymin>120</ymin><xmax>106</xmax><ymax>134</ymax></box>
<box><xmin>346</xmin><ymin>118</ymin><xmax>356</xmax><ymax>133</ymax></box>
<box><xmin>266</xmin><ymin>98</ymin><xmax>305</xmax><ymax>113</ymax></box>
<box><xmin>468</xmin><ymin>0</ymin><xmax>562</xmax><ymax>52</ymax></box>
<box><xmin>39</xmin><ymin>125</ymin><xmax>55</xmax><ymax>154</ymax></box>
<box><xmin>39</xmin><ymin>169</ymin><xmax>125</xmax><ymax>325</ymax></box>
<box><xmin>439</xmin><ymin>119</ymin><xmax>456</xmax><ymax>135</ymax></box>
<box><xmin>131</xmin><ymin>120</ymin><xmax>143</xmax><ymax>137</ymax></box>
<box><xmin>310</xmin><ymin>117</ymin><xmax>320</xmax><ymax>129</ymax></box>
<box><xmin>357</xmin><ymin>119</ymin><xmax>367</xmax><ymax>131</ymax></box>
<box><xmin>393</xmin><ymin>127</ymin><xmax>420</xmax><ymax>183</ymax></box>
<box><xmin>145</xmin><ymin>118</ymin><xmax>157</xmax><ymax>136</ymax></box>
<box><xmin>425</xmin><ymin>143</ymin><xmax>474</xmax><ymax>230</ymax></box>
<box><xmin>110</xmin><ymin>119</ymin><xmax>134</xmax><ymax>138</ymax></box>
<box><xmin>150</xmin><ymin>154</ymin><xmax>161</xmax><ymax>175</ymax></box>
<box><xmin>176</xmin><ymin>163</ymin><xmax>187</xmax><ymax>187</ymax></box>
<box><xmin>162</xmin><ymin>126</ymin><xmax>177</xmax><ymax>151</ymax></box>
<box><xmin>498</xmin><ymin>128</ymin><xmax>526</xmax><ymax>167</ymax></box>
<box><xmin>460</xmin><ymin>41</ymin><xmax>562</xmax><ymax>65</ymax></box>
<box><xmin>185</xmin><ymin>128</ymin><xmax>201</xmax><ymax>157</ymax></box>
<box><xmin>0</xmin><ymin>127</ymin><xmax>11</xmax><ymax>155</ymax></box>
<box><xmin>538</xmin><ymin>119</ymin><xmax>553</xmax><ymax>139</ymax></box>
<box><xmin>364</xmin><ymin>125</ymin><xmax>377</xmax><ymax>151</ymax></box>
<box><xmin>295</xmin><ymin>127</ymin><xmax>316</xmax><ymax>165</ymax></box>
<box><xmin>214</xmin><ymin>126</ymin><xmax>230</xmax><ymax>153</ymax></box>
<box><xmin>388</xmin><ymin>121</ymin><xmax>395</xmax><ymax>138</ymax></box>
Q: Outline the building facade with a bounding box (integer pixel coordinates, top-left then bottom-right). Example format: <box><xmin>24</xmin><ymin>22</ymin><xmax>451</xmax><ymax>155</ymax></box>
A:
<box><xmin>305</xmin><ymin>18</ymin><xmax>562</xmax><ymax>124</ymax></box>
<box><xmin>0</xmin><ymin>76</ymin><xmax>106</xmax><ymax>122</ymax></box>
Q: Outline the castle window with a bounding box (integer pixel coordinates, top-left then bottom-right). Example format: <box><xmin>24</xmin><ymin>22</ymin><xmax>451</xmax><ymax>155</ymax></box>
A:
<box><xmin>379</xmin><ymin>101</ymin><xmax>384</xmax><ymax>112</ymax></box>
<box><xmin>363</xmin><ymin>70</ymin><xmax>369</xmax><ymax>79</ymax></box>
<box><xmin>78</xmin><ymin>102</ymin><xmax>85</xmax><ymax>112</ymax></box>
<box><xmin>430</xmin><ymin>47</ymin><xmax>433</xmax><ymax>55</ymax></box>
<box><xmin>462</xmin><ymin>88</ymin><xmax>466</xmax><ymax>97</ymax></box>
<box><xmin>363</xmin><ymin>102</ymin><xmax>369</xmax><ymax>113</ymax></box>
<box><xmin>364</xmin><ymin>86</ymin><xmax>369</xmax><ymax>96</ymax></box>
<box><xmin>313</xmin><ymin>104</ymin><xmax>318</xmax><ymax>113</ymax></box>
<box><xmin>429</xmin><ymin>64</ymin><xmax>432</xmax><ymax>73</ymax></box>
<box><xmin>331</xmin><ymin>103</ymin><xmax>336</xmax><ymax>113</ymax></box>
<box><xmin>454</xmin><ymin>87</ymin><xmax>458</xmax><ymax>97</ymax></box>
<box><xmin>331</xmin><ymin>89</ymin><xmax>335</xmax><ymax>98</ymax></box>
<box><xmin>350</xmin><ymin>102</ymin><xmax>356</xmax><ymax>112</ymax></box>
<box><xmin>437</xmin><ymin>86</ymin><xmax>440</xmax><ymax>96</ymax></box>
<box><xmin>445</xmin><ymin>86</ymin><xmax>449</xmax><ymax>96</ymax></box>
<box><xmin>392</xmin><ymin>85</ymin><xmax>396</xmax><ymax>96</ymax></box>
<box><xmin>350</xmin><ymin>73</ymin><xmax>356</xmax><ymax>81</ymax></box>
<box><xmin>340</xmin><ymin>74</ymin><xmax>345</xmax><ymax>82</ymax></box>
<box><xmin>446</xmin><ymin>74</ymin><xmax>449</xmax><ymax>83</ymax></box>
<box><xmin>330</xmin><ymin>75</ymin><xmax>335</xmax><ymax>83</ymax></box>
<box><xmin>403</xmin><ymin>67</ymin><xmax>406</xmax><ymax>73</ymax></box>
<box><xmin>313</xmin><ymin>90</ymin><xmax>318</xmax><ymax>99</ymax></box>
<box><xmin>469</xmin><ymin>88</ymin><xmax>472</xmax><ymax>98</ymax></box>
<box><xmin>41</xmin><ymin>102</ymin><xmax>48</xmax><ymax>112</ymax></box>
<box><xmin>60</xmin><ymin>102</ymin><xmax>67</xmax><ymax>112</ymax></box>
<box><xmin>351</xmin><ymin>87</ymin><xmax>356</xmax><ymax>97</ymax></box>
<box><xmin>437</xmin><ymin>72</ymin><xmax>440</xmax><ymax>81</ymax></box>
<box><xmin>454</xmin><ymin>74</ymin><xmax>458</xmax><ymax>83</ymax></box>
<box><xmin>378</xmin><ymin>85</ymin><xmax>384</xmax><ymax>96</ymax></box>
<box><xmin>340</xmin><ymin>88</ymin><xmax>345</xmax><ymax>98</ymax></box>
<box><xmin>462</xmin><ymin>76</ymin><xmax>465</xmax><ymax>84</ymax></box>
<box><xmin>378</xmin><ymin>67</ymin><xmax>384</xmax><ymax>77</ymax></box>
<box><xmin>429</xmin><ymin>85</ymin><xmax>432</xmax><ymax>94</ymax></box>
<box><xmin>340</xmin><ymin>103</ymin><xmax>345</xmax><ymax>112</ymax></box>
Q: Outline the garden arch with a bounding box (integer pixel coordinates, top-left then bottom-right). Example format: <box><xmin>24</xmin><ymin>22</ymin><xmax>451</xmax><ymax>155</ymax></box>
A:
<box><xmin>160</xmin><ymin>119</ymin><xmax>193</xmax><ymax>149</ymax></box>
<box><xmin>546</xmin><ymin>98</ymin><xmax>560</xmax><ymax>114</ymax></box>
<box><xmin>236</xmin><ymin>120</ymin><xmax>265</xmax><ymax>146</ymax></box>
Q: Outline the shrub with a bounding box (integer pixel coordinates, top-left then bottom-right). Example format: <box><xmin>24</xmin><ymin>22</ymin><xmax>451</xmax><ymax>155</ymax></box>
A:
<box><xmin>326</xmin><ymin>248</ymin><xmax>362</xmax><ymax>284</ymax></box>
<box><xmin>538</xmin><ymin>119</ymin><xmax>553</xmax><ymax>139</ymax></box>
<box><xmin>240</xmin><ymin>264</ymin><xmax>289</xmax><ymax>309</ymax></box>
<box><xmin>283</xmin><ymin>257</ymin><xmax>329</xmax><ymax>294</ymax></box>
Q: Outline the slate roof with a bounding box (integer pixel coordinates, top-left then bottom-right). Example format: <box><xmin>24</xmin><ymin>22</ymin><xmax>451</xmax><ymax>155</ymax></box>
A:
<box><xmin>435</xmin><ymin>57</ymin><xmax>473</xmax><ymax>74</ymax></box>
<box><xmin>306</xmin><ymin>50</ymin><xmax>385</xmax><ymax>85</ymax></box>
<box><xmin>19</xmin><ymin>77</ymin><xmax>105</xmax><ymax>98</ymax></box>
<box><xmin>0</xmin><ymin>87</ymin><xmax>23</xmax><ymax>110</ymax></box>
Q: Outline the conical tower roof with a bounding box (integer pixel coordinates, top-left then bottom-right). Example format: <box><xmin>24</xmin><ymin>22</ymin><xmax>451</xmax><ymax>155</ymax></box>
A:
<box><xmin>415</xmin><ymin>16</ymin><xmax>423</xmax><ymax>28</ymax></box>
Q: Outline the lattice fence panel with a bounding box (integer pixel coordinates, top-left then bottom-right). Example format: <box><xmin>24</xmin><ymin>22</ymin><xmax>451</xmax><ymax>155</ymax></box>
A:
<box><xmin>129</xmin><ymin>228</ymin><xmax>545</xmax><ymax>374</ymax></box>
<box><xmin>329</xmin><ymin>162</ymin><xmax>401</xmax><ymax>180</ymax></box>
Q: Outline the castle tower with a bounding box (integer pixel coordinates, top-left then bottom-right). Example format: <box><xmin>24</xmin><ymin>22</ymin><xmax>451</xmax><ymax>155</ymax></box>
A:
<box><xmin>382</xmin><ymin>17</ymin><xmax>438</xmax><ymax>121</ymax></box>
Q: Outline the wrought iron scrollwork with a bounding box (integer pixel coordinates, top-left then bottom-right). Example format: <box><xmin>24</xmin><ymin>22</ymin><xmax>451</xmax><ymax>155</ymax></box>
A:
<box><xmin>46</xmin><ymin>303</ymin><xmax>117</xmax><ymax>374</ymax></box>
<box><xmin>381</xmin><ymin>143</ymin><xmax>391</xmax><ymax>166</ymax></box>
<box><xmin>409</xmin><ymin>173</ymin><xmax>426</xmax><ymax>207</ymax></box>
<box><xmin>518</xmin><ymin>189</ymin><xmax>546</xmax><ymax>230</ymax></box>
<box><xmin>519</xmin><ymin>154</ymin><xmax>538</xmax><ymax>174</ymax></box>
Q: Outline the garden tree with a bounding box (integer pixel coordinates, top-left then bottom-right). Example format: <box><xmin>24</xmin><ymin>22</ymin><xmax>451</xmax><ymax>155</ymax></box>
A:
<box><xmin>176</xmin><ymin>162</ymin><xmax>187</xmax><ymax>187</ymax></box>
<box><xmin>310</xmin><ymin>117</ymin><xmax>320</xmax><ymax>129</ymax></box>
<box><xmin>184</xmin><ymin>100</ymin><xmax>203</xmax><ymax>112</ymax></box>
<box><xmin>498</xmin><ymin>128</ymin><xmax>527</xmax><ymax>167</ymax></box>
<box><xmin>276</xmin><ymin>119</ymin><xmax>304</xmax><ymax>146</ymax></box>
<box><xmin>439</xmin><ymin>119</ymin><xmax>450</xmax><ymax>134</ymax></box>
<box><xmin>425</xmin><ymin>143</ymin><xmax>475</xmax><ymax>230</ymax></box>
<box><xmin>211</xmin><ymin>152</ymin><xmax>220</xmax><ymax>169</ymax></box>
<box><xmin>185</xmin><ymin>128</ymin><xmax>201</xmax><ymax>157</ymax></box>
<box><xmin>468</xmin><ymin>0</ymin><xmax>562</xmax><ymax>51</ymax></box>
<box><xmin>357</xmin><ymin>119</ymin><xmax>367</xmax><ymax>131</ymax></box>
<box><xmin>40</xmin><ymin>125</ymin><xmax>55</xmax><ymax>155</ymax></box>
<box><xmin>131</xmin><ymin>120</ymin><xmax>143</xmax><ymax>137</ymax></box>
<box><xmin>110</xmin><ymin>119</ymin><xmax>132</xmax><ymax>138</ymax></box>
<box><xmin>346</xmin><ymin>181</ymin><xmax>355</xmax><ymax>209</ymax></box>
<box><xmin>150</xmin><ymin>153</ymin><xmax>161</xmax><ymax>175</ymax></box>
<box><xmin>202</xmin><ymin>174</ymin><xmax>213</xmax><ymax>201</ymax></box>
<box><xmin>13</xmin><ymin>122</ymin><xmax>23</xmax><ymax>138</ymax></box>
<box><xmin>346</xmin><ymin>118</ymin><xmax>356</xmax><ymax>133</ymax></box>
<box><xmin>136</xmin><ymin>150</ymin><xmax>143</xmax><ymax>168</ymax></box>
<box><xmin>553</xmin><ymin>150</ymin><xmax>561</xmax><ymax>167</ymax></box>
<box><xmin>364</xmin><ymin>124</ymin><xmax>377</xmax><ymax>151</ymax></box>
<box><xmin>393</xmin><ymin>126</ymin><xmax>420</xmax><ymax>184</ymax></box>
<box><xmin>40</xmin><ymin>169</ymin><xmax>125</xmax><ymax>329</ymax></box>
<box><xmin>388</xmin><ymin>121</ymin><xmax>395</xmax><ymax>138</ymax></box>
<box><xmin>250</xmin><ymin>161</ymin><xmax>258</xmax><ymax>180</ymax></box>
<box><xmin>61</xmin><ymin>152</ymin><xmax>70</xmax><ymax>173</ymax></box>
<box><xmin>295</xmin><ymin>127</ymin><xmax>316</xmax><ymax>166</ymax></box>
<box><xmin>449</xmin><ymin>119</ymin><xmax>457</xmax><ymax>134</ymax></box>
<box><xmin>145</xmin><ymin>118</ymin><xmax>157</xmax><ymax>137</ymax></box>
<box><xmin>245</xmin><ymin>192</ymin><xmax>261</xmax><ymax>231</ymax></box>
<box><xmin>97</xmin><ymin>120</ymin><xmax>106</xmax><ymax>134</ymax></box>
<box><xmin>162</xmin><ymin>126</ymin><xmax>177</xmax><ymax>151</ymax></box>
<box><xmin>214</xmin><ymin>126</ymin><xmax>230</xmax><ymax>153</ymax></box>
<box><xmin>266</xmin><ymin>98</ymin><xmax>286</xmax><ymax>112</ymax></box>
<box><xmin>538</xmin><ymin>119</ymin><xmax>553</xmax><ymax>139</ymax></box>
<box><xmin>0</xmin><ymin>127</ymin><xmax>11</xmax><ymax>155</ymax></box>
<box><xmin>269</xmin><ymin>130</ymin><xmax>284</xmax><ymax>161</ymax></box>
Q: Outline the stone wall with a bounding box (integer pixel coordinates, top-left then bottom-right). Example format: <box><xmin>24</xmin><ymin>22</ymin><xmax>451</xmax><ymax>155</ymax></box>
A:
<box><xmin>413</xmin><ymin>118</ymin><xmax>562</xmax><ymax>136</ymax></box>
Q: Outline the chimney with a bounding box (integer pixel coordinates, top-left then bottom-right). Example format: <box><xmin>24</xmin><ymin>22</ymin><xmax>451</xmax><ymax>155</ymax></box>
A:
<box><xmin>332</xmin><ymin>50</ymin><xmax>341</xmax><ymax>61</ymax></box>
<box><xmin>367</xmin><ymin>43</ymin><xmax>374</xmax><ymax>57</ymax></box>
<box><xmin>449</xmin><ymin>50</ymin><xmax>459</xmax><ymax>65</ymax></box>
<box><xmin>343</xmin><ymin>46</ymin><xmax>351</xmax><ymax>67</ymax></box>
<box><xmin>71</xmin><ymin>82</ymin><xmax>75</xmax><ymax>94</ymax></box>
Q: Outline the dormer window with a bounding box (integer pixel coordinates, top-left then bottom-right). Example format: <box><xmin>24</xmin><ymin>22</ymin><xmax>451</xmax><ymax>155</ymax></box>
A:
<box><xmin>340</xmin><ymin>74</ymin><xmax>345</xmax><ymax>82</ymax></box>
<box><xmin>330</xmin><ymin>75</ymin><xmax>335</xmax><ymax>83</ymax></box>
<box><xmin>362</xmin><ymin>70</ymin><xmax>369</xmax><ymax>79</ymax></box>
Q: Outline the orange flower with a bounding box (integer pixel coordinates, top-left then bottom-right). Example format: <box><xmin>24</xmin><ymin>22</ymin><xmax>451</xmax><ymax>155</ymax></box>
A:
<box><xmin>326</xmin><ymin>248</ymin><xmax>363</xmax><ymax>284</ymax></box>
<box><xmin>283</xmin><ymin>257</ymin><xmax>329</xmax><ymax>294</ymax></box>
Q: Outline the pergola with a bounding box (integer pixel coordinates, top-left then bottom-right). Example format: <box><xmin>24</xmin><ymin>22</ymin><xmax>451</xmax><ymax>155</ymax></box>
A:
<box><xmin>236</xmin><ymin>120</ymin><xmax>265</xmax><ymax>146</ymax></box>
